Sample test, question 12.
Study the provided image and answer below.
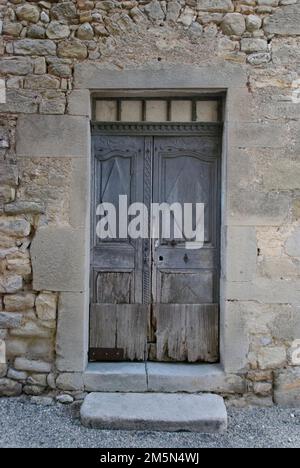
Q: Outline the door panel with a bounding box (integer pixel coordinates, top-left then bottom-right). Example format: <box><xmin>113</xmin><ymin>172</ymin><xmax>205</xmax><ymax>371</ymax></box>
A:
<box><xmin>90</xmin><ymin>136</ymin><xmax>149</xmax><ymax>361</ymax></box>
<box><xmin>154</xmin><ymin>304</ymin><xmax>219</xmax><ymax>362</ymax></box>
<box><xmin>90</xmin><ymin>304</ymin><xmax>148</xmax><ymax>361</ymax></box>
<box><xmin>151</xmin><ymin>136</ymin><xmax>221</xmax><ymax>362</ymax></box>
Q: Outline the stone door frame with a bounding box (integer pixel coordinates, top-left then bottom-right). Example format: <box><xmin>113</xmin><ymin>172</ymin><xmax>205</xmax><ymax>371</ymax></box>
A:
<box><xmin>20</xmin><ymin>63</ymin><xmax>251</xmax><ymax>378</ymax></box>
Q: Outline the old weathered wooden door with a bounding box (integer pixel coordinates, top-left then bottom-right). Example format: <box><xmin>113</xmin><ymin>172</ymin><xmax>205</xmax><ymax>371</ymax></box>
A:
<box><xmin>90</xmin><ymin>124</ymin><xmax>221</xmax><ymax>363</ymax></box>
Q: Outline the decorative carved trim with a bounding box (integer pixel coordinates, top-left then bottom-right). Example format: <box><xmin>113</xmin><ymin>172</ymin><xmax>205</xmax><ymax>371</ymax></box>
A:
<box><xmin>91</xmin><ymin>121</ymin><xmax>222</xmax><ymax>136</ymax></box>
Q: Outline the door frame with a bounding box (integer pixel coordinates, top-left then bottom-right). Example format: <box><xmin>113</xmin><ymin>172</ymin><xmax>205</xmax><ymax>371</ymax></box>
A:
<box><xmin>90</xmin><ymin>122</ymin><xmax>223</xmax><ymax>363</ymax></box>
<box><xmin>53</xmin><ymin>62</ymin><xmax>251</xmax><ymax>377</ymax></box>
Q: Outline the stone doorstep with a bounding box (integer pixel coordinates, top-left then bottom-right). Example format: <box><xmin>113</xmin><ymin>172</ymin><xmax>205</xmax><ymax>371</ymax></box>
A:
<box><xmin>80</xmin><ymin>392</ymin><xmax>227</xmax><ymax>433</ymax></box>
<box><xmin>83</xmin><ymin>362</ymin><xmax>244</xmax><ymax>394</ymax></box>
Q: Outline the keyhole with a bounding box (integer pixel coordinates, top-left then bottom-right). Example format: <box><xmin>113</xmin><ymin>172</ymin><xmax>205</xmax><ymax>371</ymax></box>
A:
<box><xmin>159</xmin><ymin>256</ymin><xmax>164</xmax><ymax>261</ymax></box>
<box><xmin>184</xmin><ymin>254</ymin><xmax>188</xmax><ymax>263</ymax></box>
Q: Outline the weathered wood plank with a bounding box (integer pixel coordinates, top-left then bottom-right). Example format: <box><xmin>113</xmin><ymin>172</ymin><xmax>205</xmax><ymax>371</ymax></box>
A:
<box><xmin>153</xmin><ymin>304</ymin><xmax>219</xmax><ymax>363</ymax></box>
<box><xmin>90</xmin><ymin>304</ymin><xmax>148</xmax><ymax>361</ymax></box>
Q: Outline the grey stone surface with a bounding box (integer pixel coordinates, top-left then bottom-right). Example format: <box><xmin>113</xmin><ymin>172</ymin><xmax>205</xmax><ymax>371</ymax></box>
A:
<box><xmin>16</xmin><ymin>115</ymin><xmax>89</xmax><ymax>158</ymax></box>
<box><xmin>74</xmin><ymin>62</ymin><xmax>246</xmax><ymax>89</ymax></box>
<box><xmin>30</xmin><ymin>226</ymin><xmax>87</xmax><ymax>292</ymax></box>
<box><xmin>56</xmin><ymin>292</ymin><xmax>88</xmax><ymax>373</ymax></box>
<box><xmin>67</xmin><ymin>90</ymin><xmax>91</xmax><ymax>117</ymax></box>
<box><xmin>146</xmin><ymin>363</ymin><xmax>245</xmax><ymax>394</ymax></box>
<box><xmin>264</xmin><ymin>3</ymin><xmax>300</xmax><ymax>35</ymax></box>
<box><xmin>69</xmin><ymin>158</ymin><xmax>90</xmax><ymax>229</ymax></box>
<box><xmin>84</xmin><ymin>363</ymin><xmax>148</xmax><ymax>392</ymax></box>
<box><xmin>4</xmin><ymin>201</ymin><xmax>45</xmax><ymax>215</ymax></box>
<box><xmin>220</xmin><ymin>301</ymin><xmax>250</xmax><ymax>373</ymax></box>
<box><xmin>0</xmin><ymin>57</ymin><xmax>33</xmax><ymax>75</ymax></box>
<box><xmin>81</xmin><ymin>393</ymin><xmax>227</xmax><ymax>433</ymax></box>
<box><xmin>274</xmin><ymin>368</ymin><xmax>300</xmax><ymax>407</ymax></box>
<box><xmin>228</xmin><ymin>190</ymin><xmax>290</xmax><ymax>226</ymax></box>
<box><xmin>285</xmin><ymin>227</ymin><xmax>300</xmax><ymax>257</ymax></box>
<box><xmin>0</xmin><ymin>312</ymin><xmax>23</xmax><ymax>329</ymax></box>
<box><xmin>14</xmin><ymin>39</ymin><xmax>56</xmax><ymax>56</ymax></box>
<box><xmin>197</xmin><ymin>0</ymin><xmax>234</xmax><ymax>12</ymax></box>
<box><xmin>227</xmin><ymin>279</ymin><xmax>300</xmax><ymax>303</ymax></box>
<box><xmin>225</xmin><ymin>227</ymin><xmax>257</xmax><ymax>282</ymax></box>
<box><xmin>0</xmin><ymin>90</ymin><xmax>39</xmax><ymax>114</ymax></box>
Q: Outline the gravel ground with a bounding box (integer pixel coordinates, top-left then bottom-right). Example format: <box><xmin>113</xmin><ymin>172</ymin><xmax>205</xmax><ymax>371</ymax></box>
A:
<box><xmin>0</xmin><ymin>397</ymin><xmax>299</xmax><ymax>448</ymax></box>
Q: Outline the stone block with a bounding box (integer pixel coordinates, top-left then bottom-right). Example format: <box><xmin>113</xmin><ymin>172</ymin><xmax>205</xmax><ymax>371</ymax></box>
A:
<box><xmin>228</xmin><ymin>190</ymin><xmax>290</xmax><ymax>226</ymax></box>
<box><xmin>146</xmin><ymin>363</ymin><xmax>245</xmax><ymax>393</ymax></box>
<box><xmin>81</xmin><ymin>393</ymin><xmax>228</xmax><ymax>433</ymax></box>
<box><xmin>225</xmin><ymin>227</ymin><xmax>257</xmax><ymax>282</ymax></box>
<box><xmin>56</xmin><ymin>292</ymin><xmax>88</xmax><ymax>372</ymax></box>
<box><xmin>14</xmin><ymin>357</ymin><xmax>52</xmax><ymax>373</ymax></box>
<box><xmin>220</xmin><ymin>301</ymin><xmax>250</xmax><ymax>373</ymax></box>
<box><xmin>0</xmin><ymin>57</ymin><xmax>34</xmax><ymax>75</ymax></box>
<box><xmin>227</xmin><ymin>279</ymin><xmax>300</xmax><ymax>303</ymax></box>
<box><xmin>197</xmin><ymin>0</ymin><xmax>234</xmax><ymax>12</ymax></box>
<box><xmin>0</xmin><ymin>89</ymin><xmax>39</xmax><ymax>114</ymax></box>
<box><xmin>0</xmin><ymin>312</ymin><xmax>23</xmax><ymax>329</ymax></box>
<box><xmin>257</xmin><ymin>347</ymin><xmax>286</xmax><ymax>370</ymax></box>
<box><xmin>36</xmin><ymin>292</ymin><xmax>57</xmax><ymax>321</ymax></box>
<box><xmin>67</xmin><ymin>89</ymin><xmax>91</xmax><ymax>117</ymax></box>
<box><xmin>4</xmin><ymin>201</ymin><xmax>45</xmax><ymax>215</ymax></box>
<box><xmin>74</xmin><ymin>62</ymin><xmax>247</xmax><ymax>90</ymax></box>
<box><xmin>0</xmin><ymin>378</ymin><xmax>22</xmax><ymax>397</ymax></box>
<box><xmin>69</xmin><ymin>158</ymin><xmax>90</xmax><ymax>229</ymax></box>
<box><xmin>13</xmin><ymin>39</ymin><xmax>56</xmax><ymax>56</ymax></box>
<box><xmin>285</xmin><ymin>227</ymin><xmax>300</xmax><ymax>257</ymax></box>
<box><xmin>84</xmin><ymin>363</ymin><xmax>148</xmax><ymax>392</ymax></box>
<box><xmin>264</xmin><ymin>3</ymin><xmax>300</xmax><ymax>35</ymax></box>
<box><xmin>16</xmin><ymin>115</ymin><xmax>90</xmax><ymax>158</ymax></box>
<box><xmin>56</xmin><ymin>373</ymin><xmax>84</xmax><ymax>391</ymax></box>
<box><xmin>30</xmin><ymin>226</ymin><xmax>87</xmax><ymax>292</ymax></box>
<box><xmin>0</xmin><ymin>275</ymin><xmax>23</xmax><ymax>294</ymax></box>
<box><xmin>4</xmin><ymin>292</ymin><xmax>35</xmax><ymax>311</ymax></box>
<box><xmin>274</xmin><ymin>368</ymin><xmax>300</xmax><ymax>407</ymax></box>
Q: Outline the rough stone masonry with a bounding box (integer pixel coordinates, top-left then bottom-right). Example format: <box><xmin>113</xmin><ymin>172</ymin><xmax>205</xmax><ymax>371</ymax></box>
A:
<box><xmin>0</xmin><ymin>0</ymin><xmax>300</xmax><ymax>407</ymax></box>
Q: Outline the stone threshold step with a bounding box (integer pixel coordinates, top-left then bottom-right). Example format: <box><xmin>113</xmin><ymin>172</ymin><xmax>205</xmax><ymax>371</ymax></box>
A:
<box><xmin>80</xmin><ymin>392</ymin><xmax>227</xmax><ymax>433</ymax></box>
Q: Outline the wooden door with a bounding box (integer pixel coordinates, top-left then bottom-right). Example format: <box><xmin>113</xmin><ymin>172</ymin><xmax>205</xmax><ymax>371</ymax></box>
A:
<box><xmin>90</xmin><ymin>130</ymin><xmax>221</xmax><ymax>363</ymax></box>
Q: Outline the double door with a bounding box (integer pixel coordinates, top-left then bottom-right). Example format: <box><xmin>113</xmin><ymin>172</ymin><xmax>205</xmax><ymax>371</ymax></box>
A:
<box><xmin>90</xmin><ymin>131</ymin><xmax>221</xmax><ymax>362</ymax></box>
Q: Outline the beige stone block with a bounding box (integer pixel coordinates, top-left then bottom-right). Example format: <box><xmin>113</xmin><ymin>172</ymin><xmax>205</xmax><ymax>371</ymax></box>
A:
<box><xmin>56</xmin><ymin>292</ymin><xmax>88</xmax><ymax>372</ymax></box>
<box><xmin>257</xmin><ymin>346</ymin><xmax>286</xmax><ymax>370</ymax></box>
<box><xmin>4</xmin><ymin>292</ymin><xmax>35</xmax><ymax>311</ymax></box>
<box><xmin>16</xmin><ymin>115</ymin><xmax>90</xmax><ymax>158</ymax></box>
<box><xmin>30</xmin><ymin>226</ymin><xmax>88</xmax><ymax>292</ymax></box>
<box><xmin>36</xmin><ymin>292</ymin><xmax>57</xmax><ymax>321</ymax></box>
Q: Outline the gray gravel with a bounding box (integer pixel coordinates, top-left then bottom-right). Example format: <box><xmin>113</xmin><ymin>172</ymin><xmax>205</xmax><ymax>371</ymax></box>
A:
<box><xmin>0</xmin><ymin>397</ymin><xmax>300</xmax><ymax>448</ymax></box>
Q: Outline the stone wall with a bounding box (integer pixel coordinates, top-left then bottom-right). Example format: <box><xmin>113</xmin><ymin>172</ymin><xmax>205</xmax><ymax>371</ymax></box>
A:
<box><xmin>0</xmin><ymin>0</ymin><xmax>300</xmax><ymax>406</ymax></box>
